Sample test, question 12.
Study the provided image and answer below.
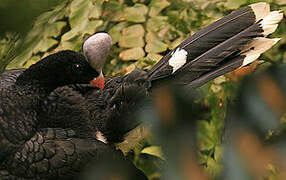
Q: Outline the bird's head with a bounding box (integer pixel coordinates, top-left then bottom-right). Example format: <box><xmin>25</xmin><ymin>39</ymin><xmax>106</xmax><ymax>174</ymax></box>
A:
<box><xmin>83</xmin><ymin>32</ymin><xmax>112</xmax><ymax>90</ymax></box>
<box><xmin>16</xmin><ymin>50</ymin><xmax>100</xmax><ymax>92</ymax></box>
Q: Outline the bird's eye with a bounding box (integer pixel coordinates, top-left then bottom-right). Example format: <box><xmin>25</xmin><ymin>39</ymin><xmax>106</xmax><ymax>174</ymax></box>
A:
<box><xmin>72</xmin><ymin>63</ymin><xmax>83</xmax><ymax>73</ymax></box>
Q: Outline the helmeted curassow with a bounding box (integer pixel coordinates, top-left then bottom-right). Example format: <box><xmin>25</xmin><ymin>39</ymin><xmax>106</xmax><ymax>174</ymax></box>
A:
<box><xmin>0</xmin><ymin>50</ymin><xmax>113</xmax><ymax>179</ymax></box>
<box><xmin>0</xmin><ymin>2</ymin><xmax>283</xmax><ymax>179</ymax></box>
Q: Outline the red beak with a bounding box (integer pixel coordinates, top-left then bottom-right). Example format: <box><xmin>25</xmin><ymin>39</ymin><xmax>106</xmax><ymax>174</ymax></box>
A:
<box><xmin>90</xmin><ymin>76</ymin><xmax>104</xmax><ymax>90</ymax></box>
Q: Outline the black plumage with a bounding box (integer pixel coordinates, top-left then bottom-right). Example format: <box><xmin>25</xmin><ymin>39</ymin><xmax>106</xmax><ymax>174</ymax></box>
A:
<box><xmin>147</xmin><ymin>6</ymin><xmax>257</xmax><ymax>81</ymax></box>
<box><xmin>0</xmin><ymin>50</ymin><xmax>109</xmax><ymax>179</ymax></box>
<box><xmin>0</xmin><ymin>2</ymin><xmax>282</xmax><ymax>179</ymax></box>
<box><xmin>3</xmin><ymin>128</ymin><xmax>147</xmax><ymax>180</ymax></box>
<box><xmin>0</xmin><ymin>69</ymin><xmax>148</xmax><ymax>144</ymax></box>
<box><xmin>148</xmin><ymin>3</ymin><xmax>282</xmax><ymax>87</ymax></box>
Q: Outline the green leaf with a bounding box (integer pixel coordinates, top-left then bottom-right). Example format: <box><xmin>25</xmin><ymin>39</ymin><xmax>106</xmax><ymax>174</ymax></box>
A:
<box><xmin>7</xmin><ymin>33</ymin><xmax>42</xmax><ymax>69</ymax></box>
<box><xmin>149</xmin><ymin>0</ymin><xmax>170</xmax><ymax>17</ymax></box>
<box><xmin>169</xmin><ymin>37</ymin><xmax>185</xmax><ymax>49</ymax></box>
<box><xmin>119</xmin><ymin>24</ymin><xmax>145</xmax><ymax>48</ymax></box>
<box><xmin>69</xmin><ymin>0</ymin><xmax>92</xmax><ymax>28</ymax></box>
<box><xmin>0</xmin><ymin>32</ymin><xmax>20</xmax><ymax>72</ymax></box>
<box><xmin>224</xmin><ymin>0</ymin><xmax>246</xmax><ymax>9</ymax></box>
<box><xmin>124</xmin><ymin>4</ymin><xmax>148</xmax><ymax>23</ymax></box>
<box><xmin>60</xmin><ymin>19</ymin><xmax>103</xmax><ymax>50</ymax></box>
<box><xmin>59</xmin><ymin>34</ymin><xmax>82</xmax><ymax>51</ymax></box>
<box><xmin>66</xmin><ymin>0</ymin><xmax>104</xmax><ymax>40</ymax></box>
<box><xmin>214</xmin><ymin>146</ymin><xmax>223</xmax><ymax>162</ymax></box>
<box><xmin>103</xmin><ymin>1</ymin><xmax>125</xmax><ymax>22</ymax></box>
<box><xmin>205</xmin><ymin>157</ymin><xmax>223</xmax><ymax>177</ymax></box>
<box><xmin>214</xmin><ymin>76</ymin><xmax>227</xmax><ymax>85</ymax></box>
<box><xmin>146</xmin><ymin>53</ymin><xmax>162</xmax><ymax>62</ymax></box>
<box><xmin>119</xmin><ymin>47</ymin><xmax>145</xmax><ymax>61</ymax></box>
<box><xmin>108</xmin><ymin>22</ymin><xmax>129</xmax><ymax>44</ymax></box>
<box><xmin>88</xmin><ymin>0</ymin><xmax>104</xmax><ymax>19</ymax></box>
<box><xmin>197</xmin><ymin>120</ymin><xmax>217</xmax><ymax>151</ymax></box>
<box><xmin>146</xmin><ymin>16</ymin><xmax>168</xmax><ymax>32</ymax></box>
<box><xmin>6</xmin><ymin>2</ymin><xmax>69</xmax><ymax>69</ymax></box>
<box><xmin>43</xmin><ymin>21</ymin><xmax>66</xmax><ymax>39</ymax></box>
<box><xmin>33</xmin><ymin>38</ymin><xmax>58</xmax><ymax>53</ymax></box>
<box><xmin>145</xmin><ymin>39</ymin><xmax>168</xmax><ymax>53</ymax></box>
<box><xmin>141</xmin><ymin>146</ymin><xmax>165</xmax><ymax>160</ymax></box>
<box><xmin>134</xmin><ymin>148</ymin><xmax>164</xmax><ymax>179</ymax></box>
<box><xmin>145</xmin><ymin>31</ymin><xmax>168</xmax><ymax>53</ymax></box>
<box><xmin>35</xmin><ymin>1</ymin><xmax>68</xmax><ymax>25</ymax></box>
<box><xmin>22</xmin><ymin>55</ymin><xmax>41</xmax><ymax>68</ymax></box>
<box><xmin>85</xmin><ymin>20</ymin><xmax>104</xmax><ymax>35</ymax></box>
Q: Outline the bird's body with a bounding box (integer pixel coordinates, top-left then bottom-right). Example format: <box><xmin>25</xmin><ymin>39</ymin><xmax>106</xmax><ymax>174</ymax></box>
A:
<box><xmin>0</xmin><ymin>83</ymin><xmax>39</xmax><ymax>162</ymax></box>
<box><xmin>0</xmin><ymin>2</ymin><xmax>283</xmax><ymax>179</ymax></box>
<box><xmin>0</xmin><ymin>50</ymin><xmax>126</xmax><ymax>180</ymax></box>
<box><xmin>0</xmin><ymin>68</ymin><xmax>149</xmax><ymax>145</ymax></box>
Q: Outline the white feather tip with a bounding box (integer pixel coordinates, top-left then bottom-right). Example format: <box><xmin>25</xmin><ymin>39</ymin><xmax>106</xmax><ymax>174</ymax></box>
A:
<box><xmin>250</xmin><ymin>2</ymin><xmax>270</xmax><ymax>21</ymax></box>
<box><xmin>241</xmin><ymin>38</ymin><xmax>281</xmax><ymax>67</ymax></box>
<box><xmin>260</xmin><ymin>10</ymin><xmax>283</xmax><ymax>36</ymax></box>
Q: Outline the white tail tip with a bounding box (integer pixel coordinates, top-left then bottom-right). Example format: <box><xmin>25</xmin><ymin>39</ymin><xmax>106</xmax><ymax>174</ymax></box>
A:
<box><xmin>260</xmin><ymin>10</ymin><xmax>283</xmax><ymax>36</ymax></box>
<box><xmin>241</xmin><ymin>38</ymin><xmax>281</xmax><ymax>67</ymax></box>
<box><xmin>250</xmin><ymin>2</ymin><xmax>270</xmax><ymax>21</ymax></box>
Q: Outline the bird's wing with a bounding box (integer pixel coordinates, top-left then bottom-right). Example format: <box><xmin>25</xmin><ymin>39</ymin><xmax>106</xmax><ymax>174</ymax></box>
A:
<box><xmin>5</xmin><ymin>128</ymin><xmax>147</xmax><ymax>180</ymax></box>
<box><xmin>0</xmin><ymin>87</ymin><xmax>37</xmax><ymax>160</ymax></box>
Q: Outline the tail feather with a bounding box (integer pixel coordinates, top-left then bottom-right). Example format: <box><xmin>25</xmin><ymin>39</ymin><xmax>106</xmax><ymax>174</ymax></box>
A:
<box><xmin>184</xmin><ymin>38</ymin><xmax>281</xmax><ymax>88</ymax></box>
<box><xmin>187</xmin><ymin>56</ymin><xmax>244</xmax><ymax>88</ymax></box>
<box><xmin>240</xmin><ymin>37</ymin><xmax>281</xmax><ymax>67</ymax></box>
<box><xmin>147</xmin><ymin>2</ymin><xmax>282</xmax><ymax>87</ymax></box>
<box><xmin>174</xmin><ymin>23</ymin><xmax>274</xmax><ymax>84</ymax></box>
<box><xmin>260</xmin><ymin>10</ymin><xmax>283</xmax><ymax>36</ymax></box>
<box><xmin>249</xmin><ymin>2</ymin><xmax>270</xmax><ymax>20</ymax></box>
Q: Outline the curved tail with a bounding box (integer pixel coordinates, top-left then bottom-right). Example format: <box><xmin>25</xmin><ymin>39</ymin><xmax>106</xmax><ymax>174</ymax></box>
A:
<box><xmin>147</xmin><ymin>2</ymin><xmax>283</xmax><ymax>88</ymax></box>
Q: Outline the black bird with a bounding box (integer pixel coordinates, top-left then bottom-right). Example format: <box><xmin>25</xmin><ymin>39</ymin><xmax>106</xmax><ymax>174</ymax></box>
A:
<box><xmin>0</xmin><ymin>35</ymin><xmax>147</xmax><ymax>180</ymax></box>
<box><xmin>0</xmin><ymin>128</ymin><xmax>148</xmax><ymax>180</ymax></box>
<box><xmin>0</xmin><ymin>50</ymin><xmax>108</xmax><ymax>179</ymax></box>
<box><xmin>46</xmin><ymin>2</ymin><xmax>284</xmax><ymax>147</ymax></box>
<box><xmin>0</xmin><ymin>2</ymin><xmax>282</xmax><ymax>179</ymax></box>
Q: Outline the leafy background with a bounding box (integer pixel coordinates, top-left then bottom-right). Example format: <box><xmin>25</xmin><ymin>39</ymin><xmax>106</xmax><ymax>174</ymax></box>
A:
<box><xmin>1</xmin><ymin>0</ymin><xmax>286</xmax><ymax>179</ymax></box>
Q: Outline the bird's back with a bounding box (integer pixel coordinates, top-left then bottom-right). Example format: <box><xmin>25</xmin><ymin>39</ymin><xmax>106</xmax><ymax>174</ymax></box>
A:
<box><xmin>0</xmin><ymin>85</ymin><xmax>38</xmax><ymax>162</ymax></box>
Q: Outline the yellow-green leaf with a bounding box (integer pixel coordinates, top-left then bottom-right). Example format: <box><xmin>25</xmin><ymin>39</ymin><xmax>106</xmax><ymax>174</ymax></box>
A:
<box><xmin>149</xmin><ymin>0</ymin><xmax>170</xmax><ymax>17</ymax></box>
<box><xmin>119</xmin><ymin>24</ymin><xmax>145</xmax><ymax>48</ymax></box>
<box><xmin>146</xmin><ymin>16</ymin><xmax>168</xmax><ymax>32</ymax></box>
<box><xmin>88</xmin><ymin>0</ymin><xmax>104</xmax><ymax>19</ymax></box>
<box><xmin>141</xmin><ymin>146</ymin><xmax>165</xmax><ymax>160</ymax></box>
<box><xmin>147</xmin><ymin>53</ymin><xmax>162</xmax><ymax>62</ymax></box>
<box><xmin>224</xmin><ymin>0</ymin><xmax>246</xmax><ymax>9</ymax></box>
<box><xmin>108</xmin><ymin>22</ymin><xmax>129</xmax><ymax>44</ymax></box>
<box><xmin>119</xmin><ymin>47</ymin><xmax>145</xmax><ymax>61</ymax></box>
<box><xmin>124</xmin><ymin>4</ymin><xmax>148</xmax><ymax>23</ymax></box>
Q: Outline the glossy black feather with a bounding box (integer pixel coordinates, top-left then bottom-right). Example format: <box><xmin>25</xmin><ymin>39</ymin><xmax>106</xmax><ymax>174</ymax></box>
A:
<box><xmin>147</xmin><ymin>6</ymin><xmax>256</xmax><ymax>81</ymax></box>
<box><xmin>0</xmin><ymin>50</ymin><xmax>98</xmax><ymax>167</ymax></box>
<box><xmin>0</xmin><ymin>3</ymin><xmax>281</xmax><ymax>179</ymax></box>
<box><xmin>2</xmin><ymin>128</ymin><xmax>147</xmax><ymax>180</ymax></box>
<box><xmin>173</xmin><ymin>22</ymin><xmax>263</xmax><ymax>85</ymax></box>
<box><xmin>0</xmin><ymin>69</ymin><xmax>147</xmax><ymax>144</ymax></box>
<box><xmin>187</xmin><ymin>55</ymin><xmax>243</xmax><ymax>88</ymax></box>
<box><xmin>0</xmin><ymin>69</ymin><xmax>148</xmax><ymax>179</ymax></box>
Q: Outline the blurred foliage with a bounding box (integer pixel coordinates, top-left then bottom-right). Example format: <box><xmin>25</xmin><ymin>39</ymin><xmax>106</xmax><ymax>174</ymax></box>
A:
<box><xmin>0</xmin><ymin>0</ymin><xmax>286</xmax><ymax>179</ymax></box>
<box><xmin>0</xmin><ymin>0</ymin><xmax>60</xmax><ymax>36</ymax></box>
